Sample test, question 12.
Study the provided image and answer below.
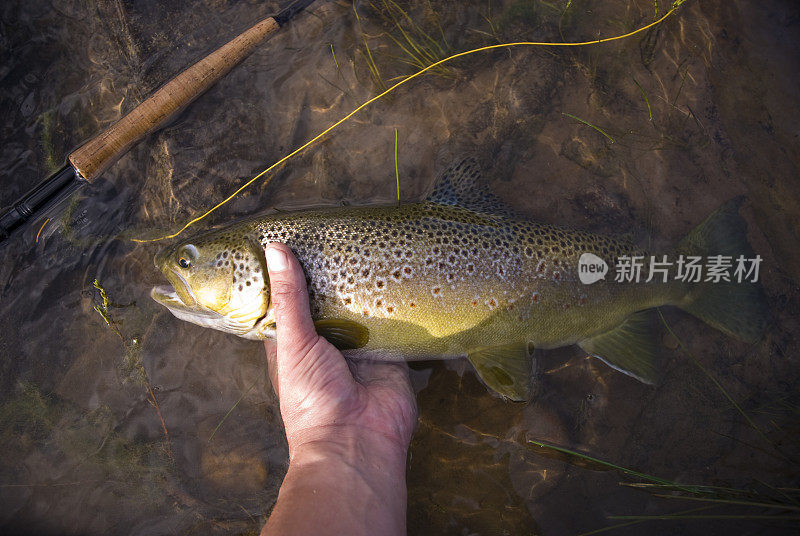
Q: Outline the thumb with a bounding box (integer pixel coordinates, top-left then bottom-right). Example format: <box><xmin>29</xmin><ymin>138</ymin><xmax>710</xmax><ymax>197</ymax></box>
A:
<box><xmin>264</xmin><ymin>243</ymin><xmax>319</xmax><ymax>361</ymax></box>
<box><xmin>264</xmin><ymin>243</ymin><xmax>355</xmax><ymax>411</ymax></box>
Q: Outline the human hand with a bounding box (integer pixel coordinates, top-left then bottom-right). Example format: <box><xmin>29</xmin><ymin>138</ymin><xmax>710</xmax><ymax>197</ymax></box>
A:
<box><xmin>263</xmin><ymin>243</ymin><xmax>418</xmax><ymax>462</ymax></box>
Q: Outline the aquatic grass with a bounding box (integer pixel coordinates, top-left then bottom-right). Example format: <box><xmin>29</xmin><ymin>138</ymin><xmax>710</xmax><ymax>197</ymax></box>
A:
<box><xmin>369</xmin><ymin>0</ymin><xmax>454</xmax><ymax>80</ymax></box>
<box><xmin>0</xmin><ymin>382</ymin><xmax>60</xmax><ymax>446</ymax></box>
<box><xmin>381</xmin><ymin>0</ymin><xmax>449</xmax><ymax>55</ymax></box>
<box><xmin>685</xmin><ymin>104</ymin><xmax>711</xmax><ymax>145</ymax></box>
<box><xmin>319</xmin><ymin>43</ymin><xmax>353</xmax><ymax>98</ymax></box>
<box><xmin>673</xmin><ymin>65</ymin><xmax>691</xmax><ymax>104</ymax></box>
<box><xmin>632</xmin><ymin>77</ymin><xmax>653</xmax><ymax>122</ymax></box>
<box><xmin>574</xmin><ymin>62</ymin><xmax>710</xmax><ymax>154</ymax></box>
<box><xmin>358</xmin><ymin>35</ymin><xmax>389</xmax><ymax>92</ymax></box>
<box><xmin>577</xmin><ymin>506</ymin><xmax>718</xmax><ymax>536</ymax></box>
<box><xmin>0</xmin><ymin>386</ymin><xmax>172</xmax><ymax>508</ymax></box>
<box><xmin>92</xmin><ymin>280</ymin><xmax>143</xmax><ymax>382</ymax></box>
<box><xmin>207</xmin><ymin>378</ymin><xmax>259</xmax><ymax>444</ymax></box>
<box><xmin>352</xmin><ymin>2</ymin><xmax>389</xmax><ymax>92</ymax></box>
<box><xmin>39</xmin><ymin>108</ymin><xmax>63</xmax><ymax>174</ymax></box>
<box><xmin>655</xmin><ymin>309</ymin><xmax>790</xmax><ymax>463</ymax></box>
<box><xmin>59</xmin><ymin>196</ymin><xmax>100</xmax><ymax>248</ymax></box>
<box><xmin>133</xmin><ymin>6</ymin><xmax>687</xmax><ymax>242</ymax></box>
<box><xmin>329</xmin><ymin>43</ymin><xmax>340</xmax><ymax>72</ymax></box>
<box><xmin>496</xmin><ymin>0</ymin><xmax>542</xmax><ymax>34</ymax></box>
<box><xmin>470</xmin><ymin>16</ymin><xmax>502</xmax><ymax>44</ymax></box>
<box><xmin>561</xmin><ymin>112</ymin><xmax>616</xmax><ymax>143</ymax></box>
<box><xmin>609</xmin><ymin>514</ymin><xmax>800</xmax><ymax>521</ymax></box>
<box><xmin>531</xmin><ymin>440</ymin><xmax>800</xmax><ymax>527</ymax></box>
<box><xmin>528</xmin><ymin>439</ymin><xmax>687</xmax><ymax>488</ymax></box>
<box><xmin>534</xmin><ymin>313</ymin><xmax>800</xmax><ymax>531</ymax></box>
<box><xmin>423</xmin><ymin>0</ymin><xmax>450</xmax><ymax>49</ymax></box>
<box><xmin>394</xmin><ymin>128</ymin><xmax>400</xmax><ymax>204</ymax></box>
<box><xmin>91</xmin><ymin>279</ymin><xmax>173</xmax><ymax>462</ymax></box>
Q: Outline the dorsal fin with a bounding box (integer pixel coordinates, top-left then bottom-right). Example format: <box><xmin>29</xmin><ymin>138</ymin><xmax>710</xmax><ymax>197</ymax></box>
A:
<box><xmin>425</xmin><ymin>157</ymin><xmax>513</xmax><ymax>217</ymax></box>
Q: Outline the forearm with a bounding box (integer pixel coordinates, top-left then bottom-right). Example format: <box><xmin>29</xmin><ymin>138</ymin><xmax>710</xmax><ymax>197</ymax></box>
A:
<box><xmin>262</xmin><ymin>436</ymin><xmax>408</xmax><ymax>536</ymax></box>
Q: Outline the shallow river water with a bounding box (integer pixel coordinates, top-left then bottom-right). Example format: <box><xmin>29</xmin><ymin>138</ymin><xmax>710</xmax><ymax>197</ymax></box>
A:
<box><xmin>0</xmin><ymin>0</ymin><xmax>798</xmax><ymax>534</ymax></box>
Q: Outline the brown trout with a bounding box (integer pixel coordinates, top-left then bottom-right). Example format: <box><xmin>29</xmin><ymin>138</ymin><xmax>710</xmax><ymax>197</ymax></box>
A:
<box><xmin>152</xmin><ymin>158</ymin><xmax>767</xmax><ymax>400</ymax></box>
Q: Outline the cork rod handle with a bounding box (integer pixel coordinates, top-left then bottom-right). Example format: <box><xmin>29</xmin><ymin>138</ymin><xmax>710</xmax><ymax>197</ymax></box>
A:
<box><xmin>69</xmin><ymin>16</ymin><xmax>280</xmax><ymax>182</ymax></box>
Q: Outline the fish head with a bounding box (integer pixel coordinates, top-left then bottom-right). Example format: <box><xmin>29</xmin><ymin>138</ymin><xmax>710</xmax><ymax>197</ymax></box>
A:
<box><xmin>151</xmin><ymin>231</ymin><xmax>273</xmax><ymax>340</ymax></box>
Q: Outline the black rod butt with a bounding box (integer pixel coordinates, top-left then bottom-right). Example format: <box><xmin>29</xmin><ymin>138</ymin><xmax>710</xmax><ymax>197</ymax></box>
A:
<box><xmin>0</xmin><ymin>165</ymin><xmax>85</xmax><ymax>243</ymax></box>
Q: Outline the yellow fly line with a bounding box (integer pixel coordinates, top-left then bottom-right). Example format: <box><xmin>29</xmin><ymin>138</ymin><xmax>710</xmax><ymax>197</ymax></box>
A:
<box><xmin>133</xmin><ymin>5</ymin><xmax>684</xmax><ymax>243</ymax></box>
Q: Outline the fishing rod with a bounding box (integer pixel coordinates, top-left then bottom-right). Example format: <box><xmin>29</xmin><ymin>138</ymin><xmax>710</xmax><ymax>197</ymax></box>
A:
<box><xmin>0</xmin><ymin>0</ymin><xmax>316</xmax><ymax>245</ymax></box>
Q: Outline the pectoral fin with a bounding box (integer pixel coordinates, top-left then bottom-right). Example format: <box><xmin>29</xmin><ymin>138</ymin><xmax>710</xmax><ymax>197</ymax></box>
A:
<box><xmin>467</xmin><ymin>343</ymin><xmax>534</xmax><ymax>402</ymax></box>
<box><xmin>579</xmin><ymin>311</ymin><xmax>658</xmax><ymax>384</ymax></box>
<box><xmin>314</xmin><ymin>319</ymin><xmax>370</xmax><ymax>350</ymax></box>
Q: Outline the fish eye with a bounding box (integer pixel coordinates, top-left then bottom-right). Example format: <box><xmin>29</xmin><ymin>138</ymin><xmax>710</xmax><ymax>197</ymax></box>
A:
<box><xmin>176</xmin><ymin>244</ymin><xmax>198</xmax><ymax>269</ymax></box>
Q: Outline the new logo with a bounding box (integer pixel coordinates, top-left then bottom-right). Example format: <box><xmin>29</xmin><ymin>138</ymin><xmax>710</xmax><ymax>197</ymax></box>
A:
<box><xmin>578</xmin><ymin>253</ymin><xmax>608</xmax><ymax>285</ymax></box>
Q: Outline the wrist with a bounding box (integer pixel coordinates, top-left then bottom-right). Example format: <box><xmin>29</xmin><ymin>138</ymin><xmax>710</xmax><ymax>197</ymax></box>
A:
<box><xmin>289</xmin><ymin>428</ymin><xmax>409</xmax><ymax>475</ymax></box>
<box><xmin>269</xmin><ymin>433</ymin><xmax>408</xmax><ymax>536</ymax></box>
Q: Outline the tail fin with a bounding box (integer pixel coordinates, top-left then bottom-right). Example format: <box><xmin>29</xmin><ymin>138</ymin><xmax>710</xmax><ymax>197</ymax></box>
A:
<box><xmin>675</xmin><ymin>197</ymin><xmax>768</xmax><ymax>343</ymax></box>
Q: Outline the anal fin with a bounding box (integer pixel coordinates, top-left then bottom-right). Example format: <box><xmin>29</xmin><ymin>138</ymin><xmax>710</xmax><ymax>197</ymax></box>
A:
<box><xmin>467</xmin><ymin>343</ymin><xmax>534</xmax><ymax>402</ymax></box>
<box><xmin>579</xmin><ymin>311</ymin><xmax>658</xmax><ymax>384</ymax></box>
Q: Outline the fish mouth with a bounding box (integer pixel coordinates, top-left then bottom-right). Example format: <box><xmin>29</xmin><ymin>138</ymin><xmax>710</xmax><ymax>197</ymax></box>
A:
<box><xmin>151</xmin><ymin>284</ymin><xmax>207</xmax><ymax>315</ymax></box>
<box><xmin>151</xmin><ymin>284</ymin><xmax>184</xmax><ymax>308</ymax></box>
<box><xmin>151</xmin><ymin>268</ymin><xmax>211</xmax><ymax>319</ymax></box>
<box><xmin>151</xmin><ymin>283</ymin><xmax>263</xmax><ymax>337</ymax></box>
<box><xmin>151</xmin><ymin>284</ymin><xmax>230</xmax><ymax>327</ymax></box>
<box><xmin>167</xmin><ymin>269</ymin><xmax>198</xmax><ymax>307</ymax></box>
